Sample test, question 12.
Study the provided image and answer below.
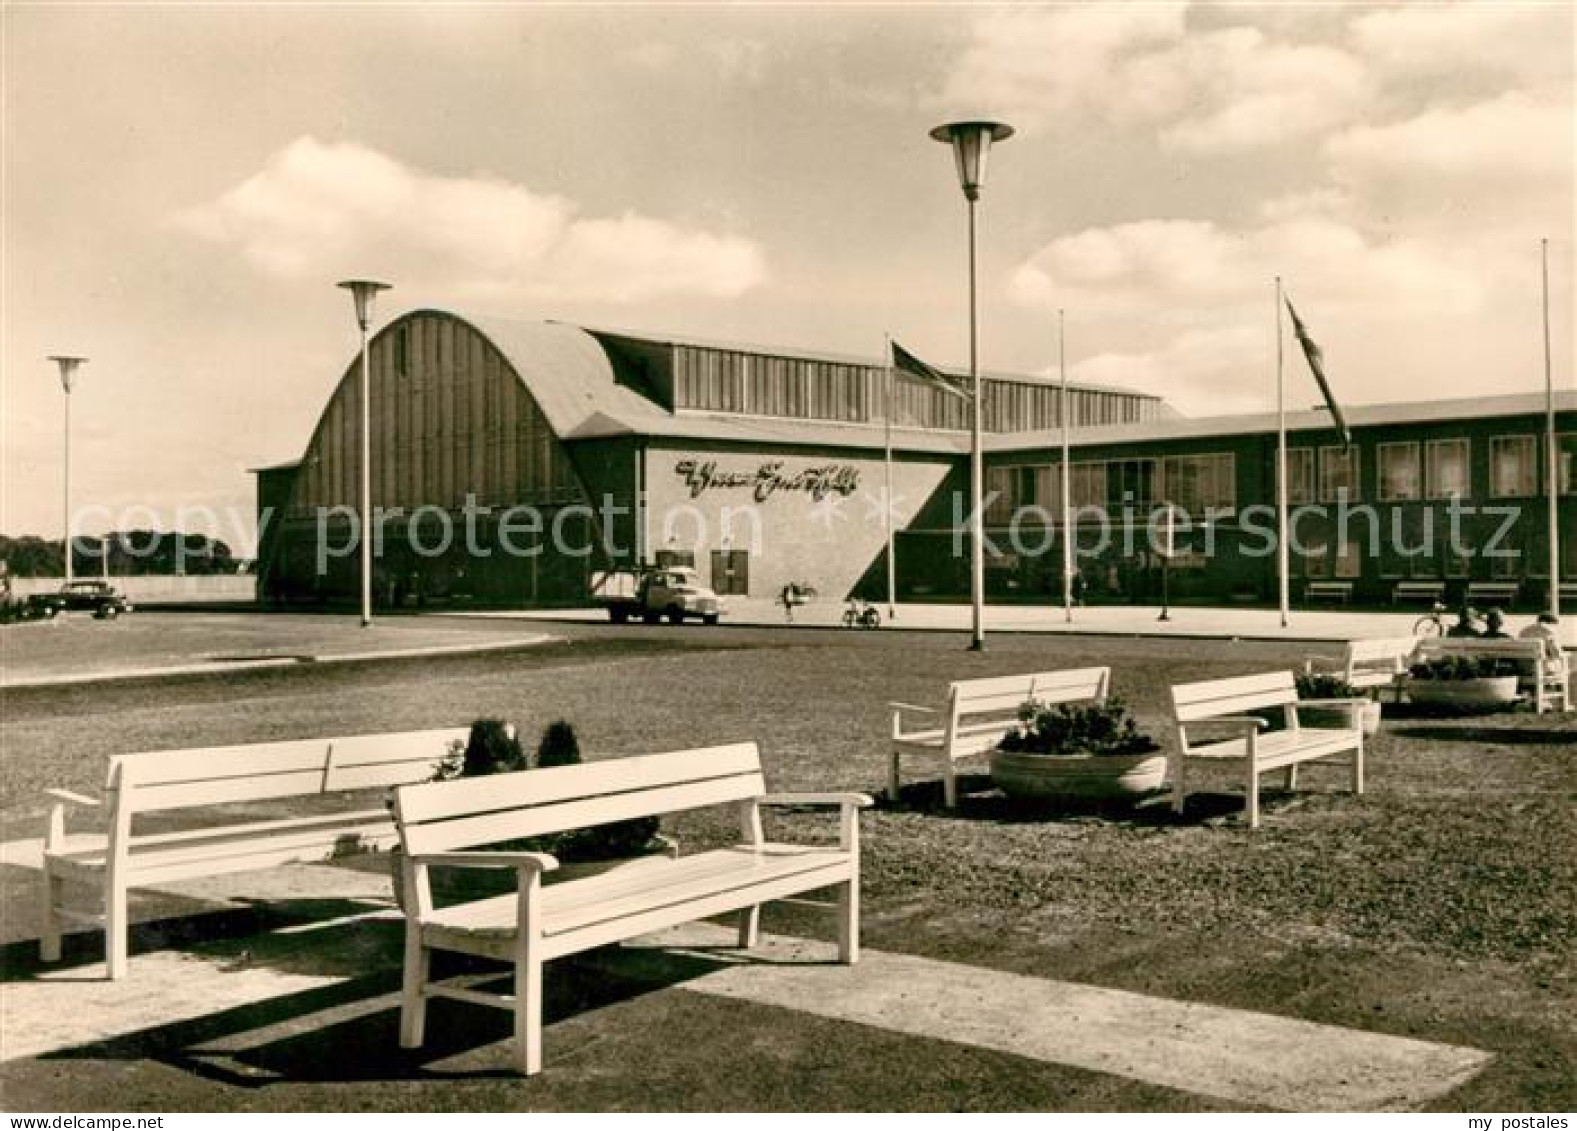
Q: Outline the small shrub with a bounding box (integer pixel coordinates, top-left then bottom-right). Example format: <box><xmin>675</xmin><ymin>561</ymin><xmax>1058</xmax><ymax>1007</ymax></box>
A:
<box><xmin>997</xmin><ymin>696</ymin><xmax>1161</xmax><ymax>758</ymax></box>
<box><xmin>532</xmin><ymin>721</ymin><xmax>662</xmax><ymax>863</ymax></box>
<box><xmin>1295</xmin><ymin>671</ymin><xmax>1358</xmax><ymax>699</ymax></box>
<box><xmin>433</xmin><ymin>718</ymin><xmax>524</xmax><ymax>781</ymax></box>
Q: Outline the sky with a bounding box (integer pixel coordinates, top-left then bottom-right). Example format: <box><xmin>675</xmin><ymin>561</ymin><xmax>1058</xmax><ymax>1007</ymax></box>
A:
<box><xmin>3</xmin><ymin>2</ymin><xmax>1573</xmax><ymax>553</ymax></box>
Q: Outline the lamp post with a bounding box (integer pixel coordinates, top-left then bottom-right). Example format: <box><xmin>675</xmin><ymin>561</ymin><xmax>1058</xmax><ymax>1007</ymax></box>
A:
<box><xmin>930</xmin><ymin>119</ymin><xmax>1013</xmax><ymax>651</ymax></box>
<box><xmin>48</xmin><ymin>356</ymin><xmax>87</xmax><ymax>584</ymax></box>
<box><xmin>337</xmin><ymin>280</ymin><xmax>391</xmax><ymax>628</ymax></box>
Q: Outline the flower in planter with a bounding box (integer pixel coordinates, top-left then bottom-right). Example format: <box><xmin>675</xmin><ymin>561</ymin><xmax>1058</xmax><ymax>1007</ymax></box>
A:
<box><xmin>997</xmin><ymin>696</ymin><xmax>1161</xmax><ymax>758</ymax></box>
<box><xmin>1408</xmin><ymin>655</ymin><xmax>1519</xmax><ymax>681</ymax></box>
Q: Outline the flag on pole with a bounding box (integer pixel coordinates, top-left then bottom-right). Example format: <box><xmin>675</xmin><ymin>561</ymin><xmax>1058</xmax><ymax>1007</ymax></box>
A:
<box><xmin>891</xmin><ymin>340</ymin><xmax>972</xmax><ymax>401</ymax></box>
<box><xmin>1284</xmin><ymin>298</ymin><xmax>1351</xmax><ymax>448</ymax></box>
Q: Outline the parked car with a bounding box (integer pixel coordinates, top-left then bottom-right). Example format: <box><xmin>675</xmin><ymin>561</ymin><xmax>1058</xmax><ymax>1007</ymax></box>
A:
<box><xmin>26</xmin><ymin>580</ymin><xmax>134</xmax><ymax>620</ymax></box>
<box><xmin>590</xmin><ymin>567</ymin><xmax>722</xmax><ymax>625</ymax></box>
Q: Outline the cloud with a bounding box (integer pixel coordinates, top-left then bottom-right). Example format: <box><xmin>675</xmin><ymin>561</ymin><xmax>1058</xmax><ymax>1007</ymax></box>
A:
<box><xmin>1350</xmin><ymin>4</ymin><xmax>1572</xmax><ymax>81</ymax></box>
<box><xmin>177</xmin><ymin>137</ymin><xmax>766</xmax><ymax>303</ymax></box>
<box><xmin>1009</xmin><ymin>206</ymin><xmax>1494</xmax><ymax>411</ymax></box>
<box><xmin>1155</xmin><ymin>28</ymin><xmax>1370</xmax><ymax>153</ymax></box>
<box><xmin>1327</xmin><ymin>91</ymin><xmax>1573</xmax><ymax>188</ymax></box>
<box><xmin>1072</xmin><ymin>324</ymin><xmax>1271</xmax><ymax>416</ymax></box>
<box><xmin>935</xmin><ymin>5</ymin><xmax>1187</xmax><ymax>128</ymax></box>
<box><xmin>937</xmin><ymin>6</ymin><xmax>1369</xmax><ymax>151</ymax></box>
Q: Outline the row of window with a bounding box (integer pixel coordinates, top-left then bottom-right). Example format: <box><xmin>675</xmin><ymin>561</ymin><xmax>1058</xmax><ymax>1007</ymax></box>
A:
<box><xmin>1293</xmin><ymin>434</ymin><xmax>1576</xmax><ymax>502</ymax></box>
<box><xmin>672</xmin><ymin>346</ymin><xmax>1158</xmax><ymax>433</ymax></box>
<box><xmin>986</xmin><ymin>453</ymin><xmax>1238</xmax><ymax>521</ymax></box>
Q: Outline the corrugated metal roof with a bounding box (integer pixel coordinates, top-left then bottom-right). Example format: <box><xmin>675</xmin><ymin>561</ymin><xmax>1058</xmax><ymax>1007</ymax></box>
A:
<box><xmin>986</xmin><ymin>389</ymin><xmax>1577</xmax><ymax>453</ymax></box>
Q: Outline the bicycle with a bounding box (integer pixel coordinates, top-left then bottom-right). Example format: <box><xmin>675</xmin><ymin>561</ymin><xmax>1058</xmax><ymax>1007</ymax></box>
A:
<box><xmin>1413</xmin><ymin>601</ymin><xmax>1482</xmax><ymax>637</ymax></box>
<box><xmin>841</xmin><ymin>598</ymin><xmax>881</xmax><ymax>630</ymax></box>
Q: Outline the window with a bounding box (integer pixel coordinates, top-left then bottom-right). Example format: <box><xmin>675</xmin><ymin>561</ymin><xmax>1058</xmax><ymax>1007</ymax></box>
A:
<box><xmin>1109</xmin><ymin>459</ymin><xmax>1158</xmax><ymax>507</ymax></box>
<box><xmin>1284</xmin><ymin>448</ymin><xmax>1314</xmax><ymax>504</ymax></box>
<box><xmin>1162</xmin><ymin>453</ymin><xmax>1235</xmax><ymax>512</ymax></box>
<box><xmin>985</xmin><ymin>467</ymin><xmax>1014</xmax><ymax>525</ymax></box>
<box><xmin>1069</xmin><ymin>462</ymin><xmax>1106</xmax><ymax>509</ymax></box>
<box><xmin>1425</xmin><ymin>438</ymin><xmax>1470</xmax><ymax>499</ymax></box>
<box><xmin>1562</xmin><ymin>433</ymin><xmax>1577</xmax><ymax>495</ymax></box>
<box><xmin>1334</xmin><ymin>540</ymin><xmax>1362</xmax><ymax>579</ymax></box>
<box><xmin>1490</xmin><ymin>435</ymin><xmax>1537</xmax><ymax>497</ymax></box>
<box><xmin>1319</xmin><ymin>446</ymin><xmax>1360</xmax><ymax>501</ymax></box>
<box><xmin>1378</xmin><ymin>442</ymin><xmax>1421</xmax><ymax>501</ymax></box>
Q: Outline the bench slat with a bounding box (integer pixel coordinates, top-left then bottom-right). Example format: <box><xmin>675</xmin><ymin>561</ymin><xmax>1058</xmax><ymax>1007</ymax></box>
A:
<box><xmin>399</xmin><ymin>770</ymin><xmax>766</xmax><ymax>856</ymax></box>
<box><xmin>396</xmin><ymin>743</ymin><xmax>762</xmax><ymax>827</ymax></box>
<box><xmin>1172</xmin><ymin>672</ymin><xmax>1296</xmax><ymax>721</ymax></box>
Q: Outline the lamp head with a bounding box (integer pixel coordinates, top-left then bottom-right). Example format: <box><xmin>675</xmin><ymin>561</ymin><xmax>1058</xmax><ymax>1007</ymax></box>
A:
<box><xmin>337</xmin><ymin>280</ymin><xmax>392</xmax><ymax>331</ymax></box>
<box><xmin>929</xmin><ymin>120</ymin><xmax>1014</xmax><ymax>201</ymax></box>
<box><xmin>48</xmin><ymin>355</ymin><xmax>87</xmax><ymax>394</ymax></box>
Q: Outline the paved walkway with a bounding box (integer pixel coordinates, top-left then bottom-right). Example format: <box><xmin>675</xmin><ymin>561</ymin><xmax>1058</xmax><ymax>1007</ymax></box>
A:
<box><xmin>468</xmin><ymin>600</ymin><xmax>1576</xmax><ymax>645</ymax></box>
<box><xmin>0</xmin><ymin>844</ymin><xmax>1490</xmax><ymax>1110</ymax></box>
<box><xmin>0</xmin><ymin>613</ymin><xmax>559</xmax><ymax>690</ymax></box>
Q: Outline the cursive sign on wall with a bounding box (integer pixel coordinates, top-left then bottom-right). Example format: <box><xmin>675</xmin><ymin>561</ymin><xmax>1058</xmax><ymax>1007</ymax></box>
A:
<box><xmin>675</xmin><ymin>459</ymin><xmax>861</xmax><ymax>503</ymax></box>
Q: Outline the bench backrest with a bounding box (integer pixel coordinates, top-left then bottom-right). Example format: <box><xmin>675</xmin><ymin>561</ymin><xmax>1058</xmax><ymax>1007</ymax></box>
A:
<box><xmin>1171</xmin><ymin>670</ymin><xmax>1297</xmax><ymax>723</ymax></box>
<box><xmin>946</xmin><ymin>671</ymin><xmax>1110</xmax><ymax>750</ymax></box>
<box><xmin>1414</xmin><ymin>638</ymin><xmax>1543</xmax><ymax>663</ymax></box>
<box><xmin>394</xmin><ymin>742</ymin><xmax>765</xmax><ymax>855</ymax></box>
<box><xmin>107</xmin><ymin>728</ymin><xmax>469</xmax><ymax>814</ymax></box>
<box><xmin>1344</xmin><ymin>636</ymin><xmax>1420</xmax><ymax>672</ymax></box>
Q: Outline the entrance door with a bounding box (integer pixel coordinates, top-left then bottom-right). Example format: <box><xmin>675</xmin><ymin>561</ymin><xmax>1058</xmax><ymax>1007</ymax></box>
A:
<box><xmin>711</xmin><ymin>550</ymin><xmax>750</xmax><ymax>596</ymax></box>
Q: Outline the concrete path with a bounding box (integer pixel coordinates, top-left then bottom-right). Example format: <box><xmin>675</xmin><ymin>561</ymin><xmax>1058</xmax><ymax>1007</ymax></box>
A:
<box><xmin>0</xmin><ymin>847</ymin><xmax>1490</xmax><ymax>1110</ymax></box>
<box><xmin>0</xmin><ymin>631</ymin><xmax>558</xmax><ymax>690</ymax></box>
<box><xmin>467</xmin><ymin>600</ymin><xmax>1576</xmax><ymax>645</ymax></box>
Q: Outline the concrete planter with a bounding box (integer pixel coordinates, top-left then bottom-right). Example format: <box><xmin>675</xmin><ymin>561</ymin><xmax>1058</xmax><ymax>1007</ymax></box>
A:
<box><xmin>989</xmin><ymin>748</ymin><xmax>1167</xmax><ymax>802</ymax></box>
<box><xmin>1407</xmin><ymin>676</ymin><xmax>1519</xmax><ymax>711</ymax></box>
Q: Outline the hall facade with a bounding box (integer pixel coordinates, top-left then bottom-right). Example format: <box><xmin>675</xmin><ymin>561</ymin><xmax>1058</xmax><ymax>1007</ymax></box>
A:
<box><xmin>253</xmin><ymin>309</ymin><xmax>1576</xmax><ymax>612</ymax></box>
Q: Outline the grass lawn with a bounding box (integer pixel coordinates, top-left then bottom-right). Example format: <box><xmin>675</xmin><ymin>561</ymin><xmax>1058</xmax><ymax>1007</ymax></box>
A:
<box><xmin>1</xmin><ymin>622</ymin><xmax>1573</xmax><ymax>1110</ymax></box>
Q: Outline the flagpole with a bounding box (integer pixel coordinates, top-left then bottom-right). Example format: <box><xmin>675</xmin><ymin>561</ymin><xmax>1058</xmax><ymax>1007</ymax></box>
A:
<box><xmin>1059</xmin><ymin>309</ymin><xmax>1073</xmax><ymax>623</ymax></box>
<box><xmin>1543</xmin><ymin>238</ymin><xmax>1560</xmax><ymax>620</ymax></box>
<box><xmin>1276</xmin><ymin>277</ymin><xmax>1289</xmax><ymax>629</ymax></box>
<box><xmin>885</xmin><ymin>333</ymin><xmax>897</xmax><ymax>621</ymax></box>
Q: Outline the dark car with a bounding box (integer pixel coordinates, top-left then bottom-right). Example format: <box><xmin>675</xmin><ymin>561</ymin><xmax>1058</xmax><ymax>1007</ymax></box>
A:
<box><xmin>26</xmin><ymin>580</ymin><xmax>134</xmax><ymax>620</ymax></box>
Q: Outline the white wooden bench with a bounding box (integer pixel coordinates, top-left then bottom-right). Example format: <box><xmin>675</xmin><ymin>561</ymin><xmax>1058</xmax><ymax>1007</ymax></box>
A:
<box><xmin>1412</xmin><ymin>637</ymin><xmax>1570</xmax><ymax>713</ymax></box>
<box><xmin>1168</xmin><ymin>671</ymin><xmax>1365</xmax><ymax>828</ymax></box>
<box><xmin>1303</xmin><ymin>637</ymin><xmax>1419</xmax><ymax>702</ymax></box>
<box><xmin>391</xmin><ymin>741</ymin><xmax>872</xmax><ymax>1075</ymax></box>
<box><xmin>1302</xmin><ymin>580</ymin><xmax>1354</xmax><ymax>605</ymax></box>
<box><xmin>41</xmin><ymin>727</ymin><xmax>467</xmax><ymax>979</ymax></box>
<box><xmin>1392</xmin><ymin>580</ymin><xmax>1446</xmax><ymax>605</ymax></box>
<box><xmin>889</xmin><ymin>667</ymin><xmax>1111</xmax><ymax>808</ymax></box>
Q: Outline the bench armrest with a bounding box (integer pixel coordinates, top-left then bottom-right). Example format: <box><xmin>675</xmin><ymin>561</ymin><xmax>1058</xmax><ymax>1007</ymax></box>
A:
<box><xmin>43</xmin><ymin>789</ymin><xmax>100</xmax><ymax>849</ymax></box>
<box><xmin>757</xmin><ymin>792</ymin><xmax>875</xmax><ymax>810</ymax></box>
<box><xmin>752</xmin><ymin>793</ymin><xmax>873</xmax><ymax>853</ymax></box>
<box><xmin>890</xmin><ymin>701</ymin><xmax>939</xmax><ymax>740</ymax></box>
<box><xmin>44</xmin><ymin>789</ymin><xmax>99</xmax><ymax>808</ymax></box>
<box><xmin>1186</xmin><ymin>715</ymin><xmax>1270</xmax><ymax>732</ymax></box>
<box><xmin>407</xmin><ymin>849</ymin><xmax>560</xmax><ymax>874</ymax></box>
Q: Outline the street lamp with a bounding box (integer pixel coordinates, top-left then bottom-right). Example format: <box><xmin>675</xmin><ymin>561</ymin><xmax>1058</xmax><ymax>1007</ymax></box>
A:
<box><xmin>48</xmin><ymin>356</ymin><xmax>87</xmax><ymax>584</ymax></box>
<box><xmin>337</xmin><ymin>279</ymin><xmax>391</xmax><ymax>628</ymax></box>
<box><xmin>930</xmin><ymin>119</ymin><xmax>1013</xmax><ymax>651</ymax></box>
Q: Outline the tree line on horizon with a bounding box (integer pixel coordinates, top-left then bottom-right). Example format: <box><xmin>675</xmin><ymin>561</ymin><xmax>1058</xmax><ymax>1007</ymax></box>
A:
<box><xmin>0</xmin><ymin>532</ymin><xmax>244</xmax><ymax>577</ymax></box>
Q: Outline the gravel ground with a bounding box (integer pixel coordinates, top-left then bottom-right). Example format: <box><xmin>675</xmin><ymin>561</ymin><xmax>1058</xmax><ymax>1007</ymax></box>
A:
<box><xmin>2</xmin><ymin>621</ymin><xmax>1573</xmax><ymax>1109</ymax></box>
